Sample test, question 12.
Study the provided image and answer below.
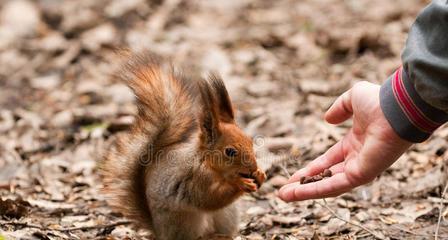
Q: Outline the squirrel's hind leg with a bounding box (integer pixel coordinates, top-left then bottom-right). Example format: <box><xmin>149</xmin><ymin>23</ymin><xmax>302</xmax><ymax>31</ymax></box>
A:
<box><xmin>150</xmin><ymin>207</ymin><xmax>210</xmax><ymax>240</ymax></box>
<box><xmin>211</xmin><ymin>203</ymin><xmax>239</xmax><ymax>236</ymax></box>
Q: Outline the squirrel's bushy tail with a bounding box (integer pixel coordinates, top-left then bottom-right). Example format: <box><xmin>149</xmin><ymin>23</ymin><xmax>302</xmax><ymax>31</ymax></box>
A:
<box><xmin>100</xmin><ymin>53</ymin><xmax>200</xmax><ymax>229</ymax></box>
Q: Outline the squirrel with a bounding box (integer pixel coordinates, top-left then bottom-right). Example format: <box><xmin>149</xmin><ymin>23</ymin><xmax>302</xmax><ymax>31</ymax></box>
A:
<box><xmin>100</xmin><ymin>52</ymin><xmax>266</xmax><ymax>240</ymax></box>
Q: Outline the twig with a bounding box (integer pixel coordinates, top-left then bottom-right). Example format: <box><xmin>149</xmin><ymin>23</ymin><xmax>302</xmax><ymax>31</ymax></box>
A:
<box><xmin>1</xmin><ymin>221</ymin><xmax>47</xmax><ymax>231</ymax></box>
<box><xmin>435</xmin><ymin>179</ymin><xmax>448</xmax><ymax>240</ymax></box>
<box><xmin>58</xmin><ymin>220</ymin><xmax>132</xmax><ymax>231</ymax></box>
<box><xmin>1</xmin><ymin>220</ymin><xmax>132</xmax><ymax>232</ymax></box>
<box><xmin>393</xmin><ymin>225</ymin><xmax>448</xmax><ymax>238</ymax></box>
<box><xmin>315</xmin><ymin>199</ymin><xmax>385</xmax><ymax>240</ymax></box>
<box><xmin>428</xmin><ymin>197</ymin><xmax>448</xmax><ymax>204</ymax></box>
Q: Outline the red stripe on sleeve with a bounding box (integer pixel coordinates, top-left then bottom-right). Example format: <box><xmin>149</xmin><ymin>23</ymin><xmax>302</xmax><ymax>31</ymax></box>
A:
<box><xmin>392</xmin><ymin>67</ymin><xmax>441</xmax><ymax>133</ymax></box>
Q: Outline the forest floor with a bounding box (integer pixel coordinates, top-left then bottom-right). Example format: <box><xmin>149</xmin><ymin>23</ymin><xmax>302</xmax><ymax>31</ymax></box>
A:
<box><xmin>1</xmin><ymin>0</ymin><xmax>447</xmax><ymax>239</ymax></box>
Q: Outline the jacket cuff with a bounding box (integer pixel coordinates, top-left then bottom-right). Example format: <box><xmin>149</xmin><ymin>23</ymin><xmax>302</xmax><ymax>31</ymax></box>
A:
<box><xmin>380</xmin><ymin>67</ymin><xmax>448</xmax><ymax>143</ymax></box>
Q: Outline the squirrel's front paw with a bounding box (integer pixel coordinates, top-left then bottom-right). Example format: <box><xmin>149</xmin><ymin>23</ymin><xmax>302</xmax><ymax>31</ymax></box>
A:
<box><xmin>251</xmin><ymin>168</ymin><xmax>266</xmax><ymax>188</ymax></box>
<box><xmin>236</xmin><ymin>168</ymin><xmax>266</xmax><ymax>192</ymax></box>
<box><xmin>237</xmin><ymin>177</ymin><xmax>258</xmax><ymax>193</ymax></box>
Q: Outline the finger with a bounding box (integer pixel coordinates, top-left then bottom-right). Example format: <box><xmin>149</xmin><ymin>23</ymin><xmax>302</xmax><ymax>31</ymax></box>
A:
<box><xmin>325</xmin><ymin>89</ymin><xmax>353</xmax><ymax>124</ymax></box>
<box><xmin>276</xmin><ymin>190</ymin><xmax>343</xmax><ymax>200</ymax></box>
<box><xmin>297</xmin><ymin>173</ymin><xmax>348</xmax><ymax>199</ymax></box>
<box><xmin>279</xmin><ymin>173</ymin><xmax>354</xmax><ymax>202</ymax></box>
<box><xmin>300</xmin><ymin>187</ymin><xmax>348</xmax><ymax>200</ymax></box>
<box><xmin>317</xmin><ymin>191</ymin><xmax>346</xmax><ymax>199</ymax></box>
<box><xmin>288</xmin><ymin>139</ymin><xmax>346</xmax><ymax>184</ymax></box>
<box><xmin>328</xmin><ymin>161</ymin><xmax>344</xmax><ymax>175</ymax></box>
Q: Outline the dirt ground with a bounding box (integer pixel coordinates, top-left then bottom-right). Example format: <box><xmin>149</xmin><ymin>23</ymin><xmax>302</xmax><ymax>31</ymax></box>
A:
<box><xmin>1</xmin><ymin>0</ymin><xmax>447</xmax><ymax>239</ymax></box>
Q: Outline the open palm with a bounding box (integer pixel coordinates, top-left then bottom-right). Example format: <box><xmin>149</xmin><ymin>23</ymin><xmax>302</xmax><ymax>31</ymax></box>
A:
<box><xmin>279</xmin><ymin>82</ymin><xmax>412</xmax><ymax>201</ymax></box>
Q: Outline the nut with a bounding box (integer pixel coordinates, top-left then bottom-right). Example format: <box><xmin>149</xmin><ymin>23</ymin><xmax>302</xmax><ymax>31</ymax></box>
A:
<box><xmin>299</xmin><ymin>176</ymin><xmax>306</xmax><ymax>184</ymax></box>
<box><xmin>312</xmin><ymin>175</ymin><xmax>323</xmax><ymax>181</ymax></box>
<box><xmin>323</xmin><ymin>169</ymin><xmax>332</xmax><ymax>178</ymax></box>
<box><xmin>302</xmin><ymin>176</ymin><xmax>314</xmax><ymax>184</ymax></box>
<box><xmin>299</xmin><ymin>168</ymin><xmax>333</xmax><ymax>185</ymax></box>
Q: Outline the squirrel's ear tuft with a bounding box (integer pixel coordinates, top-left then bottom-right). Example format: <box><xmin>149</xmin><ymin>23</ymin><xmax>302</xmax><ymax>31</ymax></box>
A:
<box><xmin>207</xmin><ymin>73</ymin><xmax>235</xmax><ymax>123</ymax></box>
<box><xmin>198</xmin><ymin>79</ymin><xmax>221</xmax><ymax>146</ymax></box>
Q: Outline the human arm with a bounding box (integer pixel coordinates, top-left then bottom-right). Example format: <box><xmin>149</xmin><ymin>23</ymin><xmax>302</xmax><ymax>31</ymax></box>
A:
<box><xmin>279</xmin><ymin>1</ymin><xmax>448</xmax><ymax>201</ymax></box>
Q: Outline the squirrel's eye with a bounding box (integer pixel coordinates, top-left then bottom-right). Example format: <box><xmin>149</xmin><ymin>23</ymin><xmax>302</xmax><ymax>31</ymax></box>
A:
<box><xmin>225</xmin><ymin>148</ymin><xmax>238</xmax><ymax>157</ymax></box>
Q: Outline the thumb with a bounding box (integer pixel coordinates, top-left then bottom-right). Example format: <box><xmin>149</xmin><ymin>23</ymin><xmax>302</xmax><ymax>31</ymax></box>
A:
<box><xmin>325</xmin><ymin>88</ymin><xmax>353</xmax><ymax>124</ymax></box>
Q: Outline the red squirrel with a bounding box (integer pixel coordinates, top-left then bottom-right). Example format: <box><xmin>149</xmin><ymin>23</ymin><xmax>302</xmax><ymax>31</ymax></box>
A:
<box><xmin>100</xmin><ymin>52</ymin><xmax>266</xmax><ymax>240</ymax></box>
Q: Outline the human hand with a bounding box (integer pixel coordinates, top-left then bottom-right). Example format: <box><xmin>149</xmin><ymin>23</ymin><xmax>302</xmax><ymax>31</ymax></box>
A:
<box><xmin>279</xmin><ymin>81</ymin><xmax>412</xmax><ymax>202</ymax></box>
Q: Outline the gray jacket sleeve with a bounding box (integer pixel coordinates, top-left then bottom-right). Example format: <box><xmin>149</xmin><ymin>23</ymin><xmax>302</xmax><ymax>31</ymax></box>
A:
<box><xmin>380</xmin><ymin>0</ymin><xmax>448</xmax><ymax>143</ymax></box>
